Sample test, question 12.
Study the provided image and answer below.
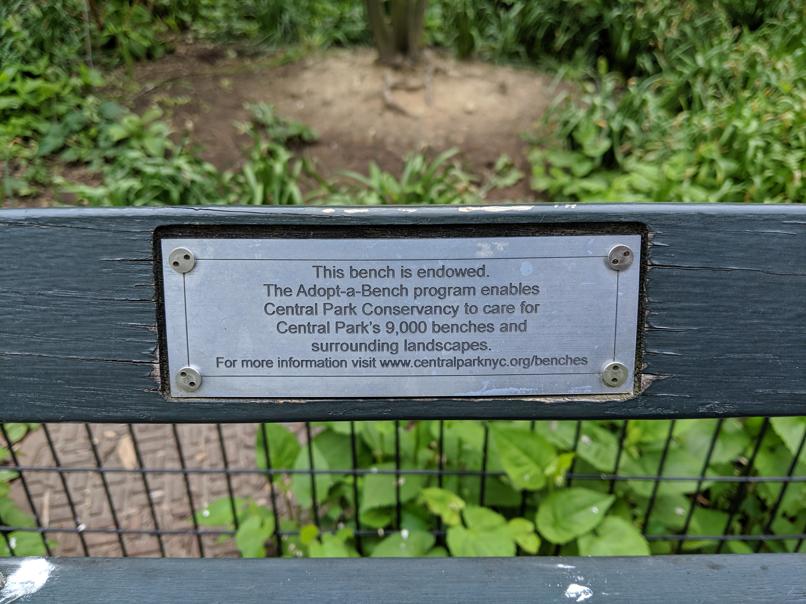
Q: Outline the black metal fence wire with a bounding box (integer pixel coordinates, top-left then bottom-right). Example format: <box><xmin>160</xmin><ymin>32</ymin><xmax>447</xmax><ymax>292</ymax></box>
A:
<box><xmin>0</xmin><ymin>419</ymin><xmax>804</xmax><ymax>558</ymax></box>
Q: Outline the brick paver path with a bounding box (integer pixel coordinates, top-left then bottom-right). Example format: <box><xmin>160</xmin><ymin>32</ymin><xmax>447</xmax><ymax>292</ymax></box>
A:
<box><xmin>10</xmin><ymin>423</ymin><xmax>299</xmax><ymax>557</ymax></box>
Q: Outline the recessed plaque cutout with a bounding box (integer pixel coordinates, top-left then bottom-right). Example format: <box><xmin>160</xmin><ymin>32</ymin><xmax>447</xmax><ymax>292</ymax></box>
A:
<box><xmin>160</xmin><ymin>234</ymin><xmax>641</xmax><ymax>398</ymax></box>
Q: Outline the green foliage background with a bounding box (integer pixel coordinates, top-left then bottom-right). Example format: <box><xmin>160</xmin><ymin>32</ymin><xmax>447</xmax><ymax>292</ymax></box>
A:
<box><xmin>1</xmin><ymin>0</ymin><xmax>804</xmax><ymax>557</ymax></box>
<box><xmin>2</xmin><ymin>0</ymin><xmax>804</xmax><ymax>205</ymax></box>
<box><xmin>195</xmin><ymin>417</ymin><xmax>805</xmax><ymax>558</ymax></box>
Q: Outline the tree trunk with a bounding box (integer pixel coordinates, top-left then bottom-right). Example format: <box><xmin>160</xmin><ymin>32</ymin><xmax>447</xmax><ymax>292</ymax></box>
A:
<box><xmin>365</xmin><ymin>0</ymin><xmax>428</xmax><ymax>65</ymax></box>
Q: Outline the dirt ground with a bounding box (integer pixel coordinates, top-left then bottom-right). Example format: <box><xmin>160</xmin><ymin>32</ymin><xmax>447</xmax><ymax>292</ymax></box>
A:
<box><xmin>124</xmin><ymin>44</ymin><xmax>560</xmax><ymax>200</ymax></box>
<box><xmin>5</xmin><ymin>44</ymin><xmax>563</xmax><ymax>207</ymax></box>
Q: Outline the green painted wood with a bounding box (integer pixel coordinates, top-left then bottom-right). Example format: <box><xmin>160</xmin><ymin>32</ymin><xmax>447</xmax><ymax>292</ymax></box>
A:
<box><xmin>2</xmin><ymin>204</ymin><xmax>805</xmax><ymax>422</ymax></box>
<box><xmin>0</xmin><ymin>555</ymin><xmax>803</xmax><ymax>603</ymax></box>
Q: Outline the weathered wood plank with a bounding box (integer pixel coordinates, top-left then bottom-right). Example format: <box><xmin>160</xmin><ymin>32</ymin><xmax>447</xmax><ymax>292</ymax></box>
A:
<box><xmin>0</xmin><ymin>555</ymin><xmax>803</xmax><ymax>603</ymax></box>
<box><xmin>2</xmin><ymin>204</ymin><xmax>805</xmax><ymax>422</ymax></box>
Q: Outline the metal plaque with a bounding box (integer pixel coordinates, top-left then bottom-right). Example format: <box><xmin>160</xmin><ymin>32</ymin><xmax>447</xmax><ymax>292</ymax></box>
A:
<box><xmin>160</xmin><ymin>234</ymin><xmax>642</xmax><ymax>399</ymax></box>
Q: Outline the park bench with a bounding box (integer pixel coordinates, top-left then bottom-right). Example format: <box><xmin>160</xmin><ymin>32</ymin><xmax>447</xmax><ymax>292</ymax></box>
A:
<box><xmin>1</xmin><ymin>203</ymin><xmax>805</xmax><ymax>602</ymax></box>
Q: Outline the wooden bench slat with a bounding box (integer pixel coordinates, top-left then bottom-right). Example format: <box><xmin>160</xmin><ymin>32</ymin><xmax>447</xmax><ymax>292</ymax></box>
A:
<box><xmin>0</xmin><ymin>555</ymin><xmax>803</xmax><ymax>603</ymax></box>
<box><xmin>2</xmin><ymin>204</ymin><xmax>805</xmax><ymax>422</ymax></box>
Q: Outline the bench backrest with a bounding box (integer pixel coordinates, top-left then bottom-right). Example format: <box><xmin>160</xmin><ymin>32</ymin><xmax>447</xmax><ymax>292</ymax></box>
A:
<box><xmin>2</xmin><ymin>203</ymin><xmax>805</xmax><ymax>423</ymax></box>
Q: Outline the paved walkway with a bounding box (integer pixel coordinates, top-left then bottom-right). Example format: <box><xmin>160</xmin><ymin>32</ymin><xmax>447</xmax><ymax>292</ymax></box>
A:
<box><xmin>10</xmin><ymin>423</ymin><xmax>296</xmax><ymax>557</ymax></box>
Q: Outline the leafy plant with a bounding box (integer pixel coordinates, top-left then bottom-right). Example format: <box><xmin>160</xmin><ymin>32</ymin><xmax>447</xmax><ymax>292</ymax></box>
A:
<box><xmin>0</xmin><ymin>424</ymin><xmax>52</xmax><ymax>557</ymax></box>
<box><xmin>194</xmin><ymin>415</ymin><xmax>805</xmax><ymax>559</ymax></box>
<box><xmin>528</xmin><ymin>8</ymin><xmax>805</xmax><ymax>203</ymax></box>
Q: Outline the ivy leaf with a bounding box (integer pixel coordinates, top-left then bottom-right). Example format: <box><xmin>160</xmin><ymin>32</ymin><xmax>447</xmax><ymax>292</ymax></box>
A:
<box><xmin>536</xmin><ymin>488</ymin><xmax>615</xmax><ymax>544</ymax></box>
<box><xmin>578</xmin><ymin>516</ymin><xmax>650</xmax><ymax>556</ymax></box>
<box><xmin>371</xmin><ymin>530</ymin><xmax>435</xmax><ymax>557</ymax></box>
<box><xmin>447</xmin><ymin>506</ymin><xmax>514</xmax><ymax>557</ymax></box>
<box><xmin>256</xmin><ymin>423</ymin><xmax>300</xmax><ymax>471</ymax></box>
<box><xmin>491</xmin><ymin>425</ymin><xmax>556</xmax><ymax>491</ymax></box>
<box><xmin>419</xmin><ymin>487</ymin><xmax>465</xmax><ymax>526</ymax></box>
<box><xmin>235</xmin><ymin>515</ymin><xmax>274</xmax><ymax>558</ymax></box>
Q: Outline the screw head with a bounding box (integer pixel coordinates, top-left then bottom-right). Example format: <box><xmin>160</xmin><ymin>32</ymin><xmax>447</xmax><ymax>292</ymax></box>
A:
<box><xmin>169</xmin><ymin>247</ymin><xmax>196</xmax><ymax>274</ymax></box>
<box><xmin>602</xmin><ymin>362</ymin><xmax>628</xmax><ymax>388</ymax></box>
<box><xmin>176</xmin><ymin>366</ymin><xmax>202</xmax><ymax>392</ymax></box>
<box><xmin>607</xmin><ymin>244</ymin><xmax>634</xmax><ymax>271</ymax></box>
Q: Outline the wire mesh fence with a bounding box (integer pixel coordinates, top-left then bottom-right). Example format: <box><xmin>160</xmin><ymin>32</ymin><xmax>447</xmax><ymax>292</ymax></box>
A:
<box><xmin>0</xmin><ymin>418</ymin><xmax>804</xmax><ymax>558</ymax></box>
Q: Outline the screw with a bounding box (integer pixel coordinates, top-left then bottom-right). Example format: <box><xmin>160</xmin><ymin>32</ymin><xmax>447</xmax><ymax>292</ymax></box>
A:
<box><xmin>168</xmin><ymin>247</ymin><xmax>196</xmax><ymax>274</ymax></box>
<box><xmin>602</xmin><ymin>362</ymin><xmax>628</xmax><ymax>388</ymax></box>
<box><xmin>176</xmin><ymin>366</ymin><xmax>202</xmax><ymax>392</ymax></box>
<box><xmin>607</xmin><ymin>244</ymin><xmax>634</xmax><ymax>271</ymax></box>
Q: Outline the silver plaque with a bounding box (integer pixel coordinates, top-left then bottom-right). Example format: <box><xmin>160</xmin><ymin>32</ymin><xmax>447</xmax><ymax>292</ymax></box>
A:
<box><xmin>160</xmin><ymin>234</ymin><xmax>641</xmax><ymax>398</ymax></box>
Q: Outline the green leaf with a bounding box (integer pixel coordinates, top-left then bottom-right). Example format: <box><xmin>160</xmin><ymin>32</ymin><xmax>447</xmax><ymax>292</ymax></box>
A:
<box><xmin>0</xmin><ymin>497</ymin><xmax>36</xmax><ymax>528</ymax></box>
<box><xmin>447</xmin><ymin>506</ymin><xmax>515</xmax><ymax>557</ymax></box>
<box><xmin>8</xmin><ymin>531</ymin><xmax>48</xmax><ymax>556</ymax></box>
<box><xmin>360</xmin><ymin>464</ymin><xmax>428</xmax><ymax>513</ymax></box>
<box><xmin>491</xmin><ymin>425</ymin><xmax>556</xmax><ymax>491</ymax></box>
<box><xmin>677</xmin><ymin>419</ymin><xmax>750</xmax><ymax>465</ymax></box>
<box><xmin>312</xmin><ymin>430</ymin><xmax>353</xmax><ymax>473</ymax></box>
<box><xmin>299</xmin><ymin>524</ymin><xmax>319</xmax><ymax>546</ymax></box>
<box><xmin>99</xmin><ymin>100</ymin><xmax>126</xmax><ymax>121</ymax></box>
<box><xmin>419</xmin><ymin>487</ymin><xmax>465</xmax><ymax>526</ymax></box>
<box><xmin>447</xmin><ymin>525</ymin><xmax>514</xmax><ymax>557</ymax></box>
<box><xmin>195</xmin><ymin>497</ymin><xmax>247</xmax><ymax>528</ymax></box>
<box><xmin>256</xmin><ymin>423</ymin><xmax>300</xmax><ymax>471</ymax></box>
<box><xmin>755</xmin><ymin>444</ymin><xmax>806</xmax><ymax>516</ymax></box>
<box><xmin>308</xmin><ymin>533</ymin><xmax>356</xmax><ymax>558</ymax></box>
<box><xmin>536</xmin><ymin>488</ymin><xmax>615</xmax><ymax>544</ymax></box>
<box><xmin>291</xmin><ymin>442</ymin><xmax>333</xmax><ymax>508</ymax></box>
<box><xmin>371</xmin><ymin>530</ymin><xmax>435</xmax><ymax>557</ymax></box>
<box><xmin>621</xmin><ymin>448</ymin><xmax>704</xmax><ymax>496</ymax></box>
<box><xmin>359</xmin><ymin>421</ymin><xmax>396</xmax><ymax>459</ymax></box>
<box><xmin>505</xmin><ymin>517</ymin><xmax>541</xmax><ymax>554</ymax></box>
<box><xmin>235</xmin><ymin>515</ymin><xmax>274</xmax><ymax>558</ymax></box>
<box><xmin>36</xmin><ymin>124</ymin><xmax>66</xmax><ymax>157</ymax></box>
<box><xmin>360</xmin><ymin>507</ymin><xmax>393</xmax><ymax>529</ymax></box>
<box><xmin>575</xmin><ymin>422</ymin><xmax>619</xmax><ymax>472</ymax></box>
<box><xmin>771</xmin><ymin>417</ymin><xmax>806</xmax><ymax>456</ymax></box>
<box><xmin>534</xmin><ymin>420</ymin><xmax>577</xmax><ymax>449</ymax></box>
<box><xmin>577</xmin><ymin>516</ymin><xmax>650</xmax><ymax>556</ymax></box>
<box><xmin>463</xmin><ymin>505</ymin><xmax>506</xmax><ymax>530</ymax></box>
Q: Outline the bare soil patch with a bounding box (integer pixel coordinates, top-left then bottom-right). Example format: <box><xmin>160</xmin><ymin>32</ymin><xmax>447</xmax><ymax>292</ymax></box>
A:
<box><xmin>126</xmin><ymin>44</ymin><xmax>562</xmax><ymax>200</ymax></box>
<box><xmin>5</xmin><ymin>44</ymin><xmax>562</xmax><ymax>208</ymax></box>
